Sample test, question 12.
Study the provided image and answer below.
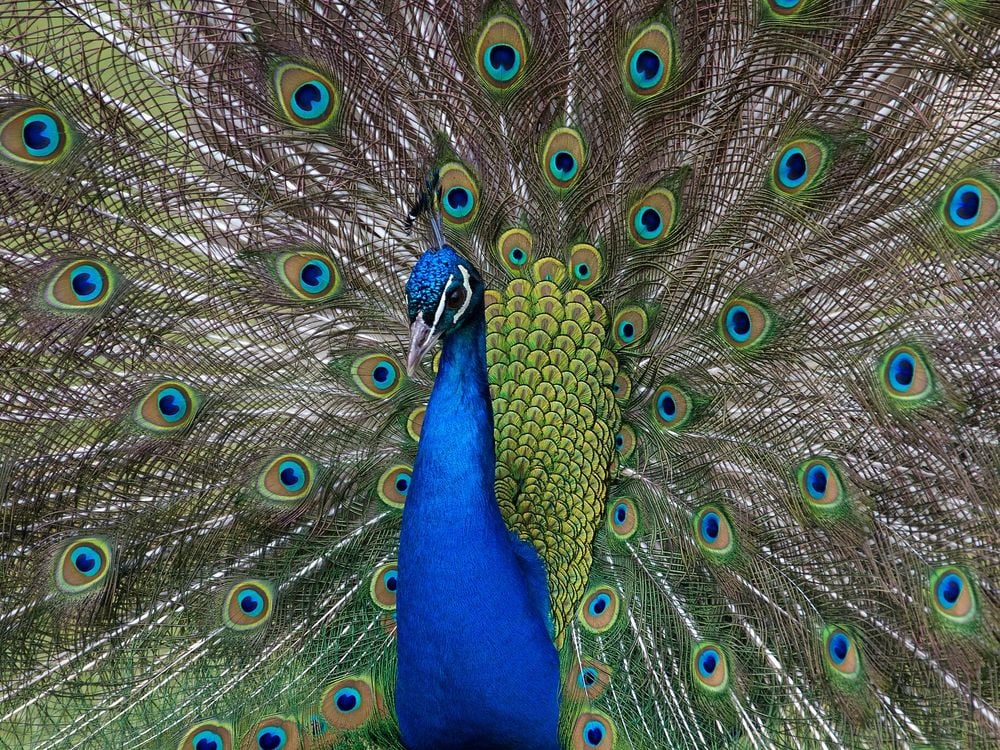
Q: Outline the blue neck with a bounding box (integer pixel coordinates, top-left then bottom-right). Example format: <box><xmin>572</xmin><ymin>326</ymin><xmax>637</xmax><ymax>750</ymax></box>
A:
<box><xmin>395</xmin><ymin>309</ymin><xmax>560</xmax><ymax>750</ymax></box>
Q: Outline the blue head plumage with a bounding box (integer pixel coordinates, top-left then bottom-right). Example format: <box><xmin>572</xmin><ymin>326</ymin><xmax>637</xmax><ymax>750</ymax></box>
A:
<box><xmin>404</xmin><ymin>246</ymin><xmax>484</xmax><ymax>374</ymax></box>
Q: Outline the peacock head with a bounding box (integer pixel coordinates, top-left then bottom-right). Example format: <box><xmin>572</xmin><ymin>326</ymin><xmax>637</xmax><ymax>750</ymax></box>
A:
<box><xmin>405</xmin><ymin>245</ymin><xmax>485</xmax><ymax>374</ymax></box>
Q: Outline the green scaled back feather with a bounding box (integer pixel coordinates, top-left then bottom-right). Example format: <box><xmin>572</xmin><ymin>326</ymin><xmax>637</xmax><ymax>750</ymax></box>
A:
<box><xmin>1</xmin><ymin>1</ymin><xmax>998</xmax><ymax>749</ymax></box>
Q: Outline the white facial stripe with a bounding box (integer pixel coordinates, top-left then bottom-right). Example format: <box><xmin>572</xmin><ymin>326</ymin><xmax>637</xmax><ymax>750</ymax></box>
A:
<box><xmin>452</xmin><ymin>265</ymin><xmax>473</xmax><ymax>323</ymax></box>
<box><xmin>432</xmin><ymin>273</ymin><xmax>454</xmax><ymax>329</ymax></box>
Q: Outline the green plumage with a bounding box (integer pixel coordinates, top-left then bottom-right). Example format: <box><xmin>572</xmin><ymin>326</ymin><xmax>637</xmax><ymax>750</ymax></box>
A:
<box><xmin>1</xmin><ymin>1</ymin><xmax>998</xmax><ymax>748</ymax></box>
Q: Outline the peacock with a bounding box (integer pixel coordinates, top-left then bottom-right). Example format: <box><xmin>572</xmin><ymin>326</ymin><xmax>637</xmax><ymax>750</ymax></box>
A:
<box><xmin>0</xmin><ymin>0</ymin><xmax>998</xmax><ymax>748</ymax></box>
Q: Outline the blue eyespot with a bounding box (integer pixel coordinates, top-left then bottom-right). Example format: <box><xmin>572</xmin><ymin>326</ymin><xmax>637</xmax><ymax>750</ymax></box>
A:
<box><xmin>617</xmin><ymin>320</ymin><xmax>636</xmax><ymax>344</ymax></box>
<box><xmin>777</xmin><ymin>147</ymin><xmax>808</xmax><ymax>189</ymax></box>
<box><xmin>476</xmin><ymin>18</ymin><xmax>527</xmax><ymax>91</ymax></box>
<box><xmin>508</xmin><ymin>246</ymin><xmax>527</xmax><ymax>266</ymax></box>
<box><xmin>22</xmin><ymin>113</ymin><xmax>62</xmax><ymax>158</ymax></box>
<box><xmin>887</xmin><ymin>352</ymin><xmax>915</xmax><ymax>392</ymax></box>
<box><xmin>583</xmin><ymin>719</ymin><xmax>606</xmax><ymax>746</ymax></box>
<box><xmin>300</xmin><ymin>259</ymin><xmax>332</xmax><ymax>293</ymax></box>
<box><xmin>936</xmin><ymin>573</ymin><xmax>963</xmax><ymax>609</ymax></box>
<box><xmin>614</xmin><ymin>433</ymin><xmax>624</xmax><ymax>449</ymax></box>
<box><xmin>334</xmin><ymin>687</ymin><xmax>361</xmax><ymax>713</ymax></box>
<box><xmin>371</xmin><ymin>361</ymin><xmax>397</xmax><ymax>389</ymax></box>
<box><xmin>828</xmin><ymin>631</ymin><xmax>849</xmax><ymax>664</ymax></box>
<box><xmin>657</xmin><ymin>390</ymin><xmax>677</xmax><ymax>422</ymax></box>
<box><xmin>700</xmin><ymin>512</ymin><xmax>720</xmax><ymax>543</ymax></box>
<box><xmin>484</xmin><ymin>44</ymin><xmax>521</xmax><ymax>82</ymax></box>
<box><xmin>239</xmin><ymin>590</ymin><xmax>265</xmax><ymax>616</ymax></box>
<box><xmin>277</xmin><ymin>460</ymin><xmax>306</xmax><ymax>492</ymax></box>
<box><xmin>629</xmin><ymin>49</ymin><xmax>663</xmax><ymax>89</ymax></box>
<box><xmin>550</xmin><ymin>150</ymin><xmax>578</xmax><ymax>181</ymax></box>
<box><xmin>193</xmin><ymin>731</ymin><xmax>223</xmax><ymax>750</ymax></box>
<box><xmin>697</xmin><ymin>648</ymin><xmax>720</xmax><ymax>678</ymax></box>
<box><xmin>574</xmin><ymin>262</ymin><xmax>591</xmax><ymax>280</ymax></box>
<box><xmin>383</xmin><ymin>570</ymin><xmax>398</xmax><ymax>593</ymax></box>
<box><xmin>70</xmin><ymin>545</ymin><xmax>102</xmax><ymax>577</ymax></box>
<box><xmin>394</xmin><ymin>472</ymin><xmax>411</xmax><ymax>496</ymax></box>
<box><xmin>588</xmin><ymin>593</ymin><xmax>611</xmax><ymax>617</ymax></box>
<box><xmin>725</xmin><ymin>305</ymin><xmax>752</xmax><ymax>342</ymax></box>
<box><xmin>290</xmin><ymin>80</ymin><xmax>331</xmax><ymax>121</ymax></box>
<box><xmin>773</xmin><ymin>0</ymin><xmax>803</xmax><ymax>8</ymax></box>
<box><xmin>613</xmin><ymin>503</ymin><xmax>628</xmax><ymax>526</ymax></box>
<box><xmin>444</xmin><ymin>186</ymin><xmax>474</xmax><ymax>219</ymax></box>
<box><xmin>633</xmin><ymin>207</ymin><xmax>662</xmax><ymax>240</ymax></box>
<box><xmin>692</xmin><ymin>643</ymin><xmax>730</xmax><ymax>693</ymax></box>
<box><xmin>948</xmin><ymin>184</ymin><xmax>981</xmax><ymax>227</ymax></box>
<box><xmin>225</xmin><ymin>582</ymin><xmax>273</xmax><ymax>630</ymax></box>
<box><xmin>256</xmin><ymin>726</ymin><xmax>287</xmax><ymax>750</ymax></box>
<box><xmin>68</xmin><ymin>264</ymin><xmax>103</xmax><ymax>302</ymax></box>
<box><xmin>577</xmin><ymin>666</ymin><xmax>599</xmax><ymax>688</ymax></box>
<box><xmin>157</xmin><ymin>387</ymin><xmax>188</xmax><ymax>423</ymax></box>
<box><xmin>806</xmin><ymin>464</ymin><xmax>828</xmax><ymax>499</ymax></box>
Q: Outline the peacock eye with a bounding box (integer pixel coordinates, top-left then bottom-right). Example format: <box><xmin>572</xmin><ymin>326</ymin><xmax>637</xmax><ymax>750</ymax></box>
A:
<box><xmin>445</xmin><ymin>286</ymin><xmax>467</xmax><ymax>309</ymax></box>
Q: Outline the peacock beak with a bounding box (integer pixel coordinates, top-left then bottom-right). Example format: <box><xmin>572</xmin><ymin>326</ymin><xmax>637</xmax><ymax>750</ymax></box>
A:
<box><xmin>407</xmin><ymin>317</ymin><xmax>441</xmax><ymax>376</ymax></box>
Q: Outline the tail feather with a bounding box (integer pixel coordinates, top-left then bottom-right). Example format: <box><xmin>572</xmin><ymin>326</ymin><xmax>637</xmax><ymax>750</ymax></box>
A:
<box><xmin>1</xmin><ymin>1</ymin><xmax>998</xmax><ymax>748</ymax></box>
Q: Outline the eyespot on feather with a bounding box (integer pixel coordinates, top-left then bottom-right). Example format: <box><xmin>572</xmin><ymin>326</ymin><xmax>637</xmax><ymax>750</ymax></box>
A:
<box><xmin>56</xmin><ymin>537</ymin><xmax>112</xmax><ymax>594</ymax></box>
<box><xmin>541</xmin><ymin>127</ymin><xmax>586</xmax><ymax>191</ymax></box>
<box><xmin>525</xmin><ymin>257</ymin><xmax>564</xmax><ymax>286</ymax></box>
<box><xmin>474</xmin><ymin>16</ymin><xmax>528</xmax><ymax>92</ymax></box>
<box><xmin>623</xmin><ymin>23</ymin><xmax>674</xmax><ymax>99</ymax></box>
<box><xmin>796</xmin><ymin>458</ymin><xmax>848</xmax><ymax>518</ymax></box>
<box><xmin>351</xmin><ymin>354</ymin><xmax>403</xmax><ymax>398</ymax></box>
<box><xmin>135</xmin><ymin>381</ymin><xmax>200</xmax><ymax>433</ymax></box>
<box><xmin>272</xmin><ymin>62</ymin><xmax>339</xmax><ymax>129</ymax></box>
<box><xmin>628</xmin><ymin>188</ymin><xmax>676</xmax><ymax>246</ymax></box>
<box><xmin>223</xmin><ymin>580</ymin><xmax>274</xmax><ymax>631</ymax></box>
<box><xmin>406</xmin><ymin>407</ymin><xmax>425</xmax><ymax>441</ymax></box>
<box><xmin>770</xmin><ymin>138</ymin><xmax>829</xmax><ymax>196</ymax></box>
<box><xmin>275</xmin><ymin>252</ymin><xmax>341</xmax><ymax>301</ymax></box>
<box><xmin>691</xmin><ymin>642</ymin><xmax>730</xmax><ymax>695</ymax></box>
<box><xmin>564</xmin><ymin>660</ymin><xmax>612</xmax><ymax>702</ymax></box>
<box><xmin>0</xmin><ymin>106</ymin><xmax>72</xmax><ymax>165</ymax></box>
<box><xmin>496</xmin><ymin>228</ymin><xmax>533</xmax><ymax>273</ymax></box>
<box><xmin>607</xmin><ymin>497</ymin><xmax>639</xmax><ymax>540</ymax></box>
<box><xmin>579</xmin><ymin>586</ymin><xmax>620</xmax><ymax>633</ymax></box>
<box><xmin>240</xmin><ymin>717</ymin><xmax>299</xmax><ymax>750</ymax></box>
<box><xmin>370</xmin><ymin>562</ymin><xmax>398</xmax><ymax>609</ymax></box>
<box><xmin>258</xmin><ymin>454</ymin><xmax>316</xmax><ymax>503</ymax></box>
<box><xmin>879</xmin><ymin>346</ymin><xmax>933</xmax><ymax>403</ymax></box>
<box><xmin>320</xmin><ymin>676</ymin><xmax>378</xmax><ymax>730</ymax></box>
<box><xmin>651</xmin><ymin>382</ymin><xmax>691</xmax><ymax>430</ymax></box>
<box><xmin>941</xmin><ymin>178</ymin><xmax>998</xmax><ymax>233</ymax></box>
<box><xmin>764</xmin><ymin>0</ymin><xmax>809</xmax><ymax>18</ymax></box>
<box><xmin>439</xmin><ymin>162</ymin><xmax>480</xmax><ymax>226</ymax></box>
<box><xmin>611</xmin><ymin>372</ymin><xmax>631</xmax><ymax>401</ymax></box>
<box><xmin>929</xmin><ymin>566</ymin><xmax>978</xmax><ymax>628</ymax></box>
<box><xmin>567</xmin><ymin>244</ymin><xmax>603</xmax><ymax>288</ymax></box>
<box><xmin>614</xmin><ymin>424</ymin><xmax>636</xmax><ymax>461</ymax></box>
<box><xmin>178</xmin><ymin>722</ymin><xmax>233</xmax><ymax>750</ymax></box>
<box><xmin>822</xmin><ymin>626</ymin><xmax>862</xmax><ymax>684</ymax></box>
<box><xmin>44</xmin><ymin>260</ymin><xmax>117</xmax><ymax>311</ymax></box>
<box><xmin>378</xmin><ymin>465</ymin><xmax>412</xmax><ymax>508</ymax></box>
<box><xmin>612</xmin><ymin>306</ymin><xmax>648</xmax><ymax>348</ymax></box>
<box><xmin>718</xmin><ymin>297</ymin><xmax>771</xmax><ymax>350</ymax></box>
<box><xmin>571</xmin><ymin>712</ymin><xmax>615</xmax><ymax>750</ymax></box>
<box><xmin>693</xmin><ymin>505</ymin><xmax>735</xmax><ymax>560</ymax></box>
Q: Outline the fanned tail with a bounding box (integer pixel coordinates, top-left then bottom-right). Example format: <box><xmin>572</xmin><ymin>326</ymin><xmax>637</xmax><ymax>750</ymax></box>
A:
<box><xmin>1</xmin><ymin>1</ymin><xmax>997</xmax><ymax>748</ymax></box>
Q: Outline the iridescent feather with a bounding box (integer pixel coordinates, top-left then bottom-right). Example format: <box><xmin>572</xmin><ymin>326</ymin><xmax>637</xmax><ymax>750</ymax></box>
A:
<box><xmin>0</xmin><ymin>1</ymin><xmax>997</xmax><ymax>749</ymax></box>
